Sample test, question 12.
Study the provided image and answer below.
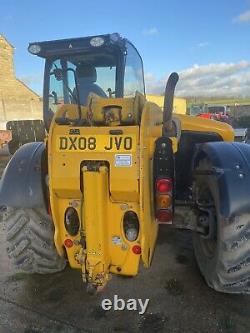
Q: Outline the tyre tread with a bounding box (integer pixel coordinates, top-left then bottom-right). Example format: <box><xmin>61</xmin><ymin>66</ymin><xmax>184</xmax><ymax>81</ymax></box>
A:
<box><xmin>3</xmin><ymin>207</ymin><xmax>66</xmax><ymax>274</ymax></box>
<box><xmin>193</xmin><ymin>158</ymin><xmax>250</xmax><ymax>294</ymax></box>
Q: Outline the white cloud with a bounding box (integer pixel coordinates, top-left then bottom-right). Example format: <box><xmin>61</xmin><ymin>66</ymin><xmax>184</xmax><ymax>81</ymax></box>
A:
<box><xmin>142</xmin><ymin>27</ymin><xmax>159</xmax><ymax>36</ymax></box>
<box><xmin>145</xmin><ymin>61</ymin><xmax>250</xmax><ymax>97</ymax></box>
<box><xmin>233</xmin><ymin>10</ymin><xmax>250</xmax><ymax>23</ymax></box>
<box><xmin>197</xmin><ymin>42</ymin><xmax>210</xmax><ymax>48</ymax></box>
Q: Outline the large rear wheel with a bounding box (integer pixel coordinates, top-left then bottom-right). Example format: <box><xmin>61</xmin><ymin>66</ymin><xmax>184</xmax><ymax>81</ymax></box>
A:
<box><xmin>3</xmin><ymin>207</ymin><xmax>66</xmax><ymax>274</ymax></box>
<box><xmin>193</xmin><ymin>159</ymin><xmax>250</xmax><ymax>294</ymax></box>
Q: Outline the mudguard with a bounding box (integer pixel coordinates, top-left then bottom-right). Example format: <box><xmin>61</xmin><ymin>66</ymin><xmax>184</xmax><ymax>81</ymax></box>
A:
<box><xmin>193</xmin><ymin>141</ymin><xmax>250</xmax><ymax>217</ymax></box>
<box><xmin>0</xmin><ymin>142</ymin><xmax>47</xmax><ymax>208</ymax></box>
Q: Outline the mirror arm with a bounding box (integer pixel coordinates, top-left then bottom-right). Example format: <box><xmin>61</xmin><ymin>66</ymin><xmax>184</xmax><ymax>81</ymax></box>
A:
<box><xmin>162</xmin><ymin>72</ymin><xmax>179</xmax><ymax>136</ymax></box>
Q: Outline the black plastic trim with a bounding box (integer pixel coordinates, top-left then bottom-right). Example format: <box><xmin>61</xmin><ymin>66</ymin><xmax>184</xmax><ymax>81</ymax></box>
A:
<box><xmin>153</xmin><ymin>137</ymin><xmax>174</xmax><ymax>212</ymax></box>
<box><xmin>0</xmin><ymin>142</ymin><xmax>47</xmax><ymax>209</ymax></box>
<box><xmin>153</xmin><ymin>137</ymin><xmax>174</xmax><ymax>180</ymax></box>
<box><xmin>193</xmin><ymin>141</ymin><xmax>250</xmax><ymax>217</ymax></box>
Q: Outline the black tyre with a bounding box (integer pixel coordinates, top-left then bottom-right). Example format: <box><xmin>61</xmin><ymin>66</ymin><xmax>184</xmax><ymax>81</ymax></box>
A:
<box><xmin>3</xmin><ymin>207</ymin><xmax>66</xmax><ymax>274</ymax></box>
<box><xmin>193</xmin><ymin>159</ymin><xmax>250</xmax><ymax>294</ymax></box>
<box><xmin>8</xmin><ymin>140</ymin><xmax>20</xmax><ymax>155</ymax></box>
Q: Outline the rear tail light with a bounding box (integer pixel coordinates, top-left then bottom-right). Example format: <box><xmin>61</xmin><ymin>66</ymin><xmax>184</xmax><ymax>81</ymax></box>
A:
<box><xmin>156</xmin><ymin>178</ymin><xmax>172</xmax><ymax>193</ymax></box>
<box><xmin>156</xmin><ymin>209</ymin><xmax>172</xmax><ymax>223</ymax></box>
<box><xmin>123</xmin><ymin>211</ymin><xmax>139</xmax><ymax>242</ymax></box>
<box><xmin>156</xmin><ymin>194</ymin><xmax>172</xmax><ymax>208</ymax></box>
<box><xmin>155</xmin><ymin>177</ymin><xmax>173</xmax><ymax>224</ymax></box>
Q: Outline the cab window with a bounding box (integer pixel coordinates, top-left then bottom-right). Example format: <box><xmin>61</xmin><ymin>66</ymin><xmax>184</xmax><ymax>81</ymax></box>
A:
<box><xmin>124</xmin><ymin>41</ymin><xmax>145</xmax><ymax>97</ymax></box>
<box><xmin>48</xmin><ymin>54</ymin><xmax>117</xmax><ymax>116</ymax></box>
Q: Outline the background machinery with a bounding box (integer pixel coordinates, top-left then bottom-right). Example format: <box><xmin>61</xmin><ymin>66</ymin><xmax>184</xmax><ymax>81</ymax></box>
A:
<box><xmin>190</xmin><ymin>103</ymin><xmax>232</xmax><ymax>123</ymax></box>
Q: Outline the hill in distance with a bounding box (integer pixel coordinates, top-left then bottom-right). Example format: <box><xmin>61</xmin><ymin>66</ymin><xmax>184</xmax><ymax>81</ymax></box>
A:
<box><xmin>185</xmin><ymin>97</ymin><xmax>250</xmax><ymax>107</ymax></box>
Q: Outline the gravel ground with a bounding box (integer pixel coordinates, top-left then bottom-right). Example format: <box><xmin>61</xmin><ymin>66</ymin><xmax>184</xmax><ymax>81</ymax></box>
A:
<box><xmin>0</xmin><ymin>155</ymin><xmax>249</xmax><ymax>333</ymax></box>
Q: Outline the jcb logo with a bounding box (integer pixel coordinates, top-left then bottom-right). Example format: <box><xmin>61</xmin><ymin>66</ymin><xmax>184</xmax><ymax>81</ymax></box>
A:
<box><xmin>58</xmin><ymin>136</ymin><xmax>133</xmax><ymax>152</ymax></box>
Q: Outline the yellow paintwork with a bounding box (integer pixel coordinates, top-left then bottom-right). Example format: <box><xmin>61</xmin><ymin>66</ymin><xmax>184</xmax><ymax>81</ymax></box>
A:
<box><xmin>146</xmin><ymin>95</ymin><xmax>187</xmax><ymax>114</ymax></box>
<box><xmin>48</xmin><ymin>95</ymin><xmax>150</xmax><ymax>287</ymax></box>
<box><xmin>174</xmin><ymin>114</ymin><xmax>234</xmax><ymax>141</ymax></box>
<box><xmin>139</xmin><ymin>101</ymin><xmax>162</xmax><ymax>266</ymax></box>
<box><xmin>57</xmin><ymin>92</ymin><xmax>146</xmax><ymax>126</ymax></box>
<box><xmin>47</xmin><ymin>93</ymin><xmax>234</xmax><ymax>288</ymax></box>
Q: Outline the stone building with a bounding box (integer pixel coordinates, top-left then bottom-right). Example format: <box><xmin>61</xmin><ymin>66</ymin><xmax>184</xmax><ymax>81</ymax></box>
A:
<box><xmin>0</xmin><ymin>34</ymin><xmax>42</xmax><ymax>125</ymax></box>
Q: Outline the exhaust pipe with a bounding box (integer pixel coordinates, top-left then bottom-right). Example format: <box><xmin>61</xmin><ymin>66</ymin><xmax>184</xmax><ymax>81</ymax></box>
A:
<box><xmin>163</xmin><ymin>72</ymin><xmax>179</xmax><ymax>136</ymax></box>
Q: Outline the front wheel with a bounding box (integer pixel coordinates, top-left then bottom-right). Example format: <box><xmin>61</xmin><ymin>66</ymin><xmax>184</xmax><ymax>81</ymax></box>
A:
<box><xmin>193</xmin><ymin>159</ymin><xmax>250</xmax><ymax>294</ymax></box>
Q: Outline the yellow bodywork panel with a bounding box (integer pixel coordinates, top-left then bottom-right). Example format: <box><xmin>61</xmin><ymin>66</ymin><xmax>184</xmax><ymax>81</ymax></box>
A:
<box><xmin>139</xmin><ymin>102</ymin><xmax>162</xmax><ymax>266</ymax></box>
<box><xmin>55</xmin><ymin>92</ymin><xmax>146</xmax><ymax>126</ymax></box>
<box><xmin>82</xmin><ymin>166</ymin><xmax>140</xmax><ymax>285</ymax></box>
<box><xmin>146</xmin><ymin>95</ymin><xmax>187</xmax><ymax>114</ymax></box>
<box><xmin>47</xmin><ymin>96</ymin><xmax>163</xmax><ymax>285</ymax></box>
<box><xmin>47</xmin><ymin>94</ymin><xmax>233</xmax><ymax>288</ymax></box>
<box><xmin>48</xmin><ymin>123</ymin><xmax>141</xmax><ymax>279</ymax></box>
<box><xmin>175</xmin><ymin>114</ymin><xmax>234</xmax><ymax>142</ymax></box>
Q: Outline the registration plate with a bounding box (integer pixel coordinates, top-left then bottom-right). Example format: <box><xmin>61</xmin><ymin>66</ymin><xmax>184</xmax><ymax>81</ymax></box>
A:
<box><xmin>57</xmin><ymin>135</ymin><xmax>136</xmax><ymax>152</ymax></box>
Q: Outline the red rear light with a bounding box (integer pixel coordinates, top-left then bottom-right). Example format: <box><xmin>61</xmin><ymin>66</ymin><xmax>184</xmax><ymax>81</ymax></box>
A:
<box><xmin>64</xmin><ymin>239</ymin><xmax>74</xmax><ymax>248</ymax></box>
<box><xmin>156</xmin><ymin>178</ymin><xmax>172</xmax><ymax>193</ymax></box>
<box><xmin>156</xmin><ymin>209</ymin><xmax>172</xmax><ymax>223</ymax></box>
<box><xmin>132</xmin><ymin>245</ymin><xmax>141</xmax><ymax>254</ymax></box>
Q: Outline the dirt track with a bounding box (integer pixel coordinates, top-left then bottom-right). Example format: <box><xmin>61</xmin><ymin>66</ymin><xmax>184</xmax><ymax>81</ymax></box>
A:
<box><xmin>0</xmin><ymin>156</ymin><xmax>249</xmax><ymax>333</ymax></box>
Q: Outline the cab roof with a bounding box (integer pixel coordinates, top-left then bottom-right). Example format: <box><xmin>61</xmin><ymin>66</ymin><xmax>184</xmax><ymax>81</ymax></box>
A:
<box><xmin>28</xmin><ymin>33</ymin><xmax>126</xmax><ymax>58</ymax></box>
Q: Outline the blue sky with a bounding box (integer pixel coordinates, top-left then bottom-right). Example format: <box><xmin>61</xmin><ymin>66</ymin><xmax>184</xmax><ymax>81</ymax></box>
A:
<box><xmin>0</xmin><ymin>0</ymin><xmax>250</xmax><ymax>97</ymax></box>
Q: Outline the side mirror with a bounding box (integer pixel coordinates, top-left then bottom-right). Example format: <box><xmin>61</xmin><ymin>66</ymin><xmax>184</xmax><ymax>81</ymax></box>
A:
<box><xmin>163</xmin><ymin>72</ymin><xmax>179</xmax><ymax>136</ymax></box>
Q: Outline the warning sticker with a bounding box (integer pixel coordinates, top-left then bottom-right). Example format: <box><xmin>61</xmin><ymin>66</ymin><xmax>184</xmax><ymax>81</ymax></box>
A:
<box><xmin>115</xmin><ymin>154</ymin><xmax>132</xmax><ymax>167</ymax></box>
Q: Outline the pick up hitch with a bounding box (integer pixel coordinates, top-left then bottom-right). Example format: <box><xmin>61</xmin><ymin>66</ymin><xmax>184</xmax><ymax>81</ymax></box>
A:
<box><xmin>77</xmin><ymin>165</ymin><xmax>111</xmax><ymax>293</ymax></box>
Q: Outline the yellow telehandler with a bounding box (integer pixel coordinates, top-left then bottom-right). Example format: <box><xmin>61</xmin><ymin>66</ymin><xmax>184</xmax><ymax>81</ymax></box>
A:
<box><xmin>0</xmin><ymin>33</ymin><xmax>249</xmax><ymax>294</ymax></box>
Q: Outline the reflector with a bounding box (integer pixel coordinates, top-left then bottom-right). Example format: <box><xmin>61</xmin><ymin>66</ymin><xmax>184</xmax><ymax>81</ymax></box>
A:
<box><xmin>132</xmin><ymin>245</ymin><xmax>141</xmax><ymax>254</ymax></box>
<box><xmin>64</xmin><ymin>239</ymin><xmax>74</xmax><ymax>248</ymax></box>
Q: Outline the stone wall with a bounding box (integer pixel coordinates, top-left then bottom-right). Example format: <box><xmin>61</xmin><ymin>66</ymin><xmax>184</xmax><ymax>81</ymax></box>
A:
<box><xmin>0</xmin><ymin>35</ymin><xmax>14</xmax><ymax>79</ymax></box>
<box><xmin>0</xmin><ymin>99</ymin><xmax>42</xmax><ymax>121</ymax></box>
<box><xmin>0</xmin><ymin>35</ymin><xmax>43</xmax><ymax>127</ymax></box>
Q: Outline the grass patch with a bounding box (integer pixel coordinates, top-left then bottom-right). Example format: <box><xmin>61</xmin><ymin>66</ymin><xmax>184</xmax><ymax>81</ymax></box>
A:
<box><xmin>187</xmin><ymin>98</ymin><xmax>250</xmax><ymax>107</ymax></box>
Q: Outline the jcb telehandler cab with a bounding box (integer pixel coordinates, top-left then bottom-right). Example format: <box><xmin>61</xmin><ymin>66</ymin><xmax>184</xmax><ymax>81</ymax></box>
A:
<box><xmin>0</xmin><ymin>33</ymin><xmax>249</xmax><ymax>294</ymax></box>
